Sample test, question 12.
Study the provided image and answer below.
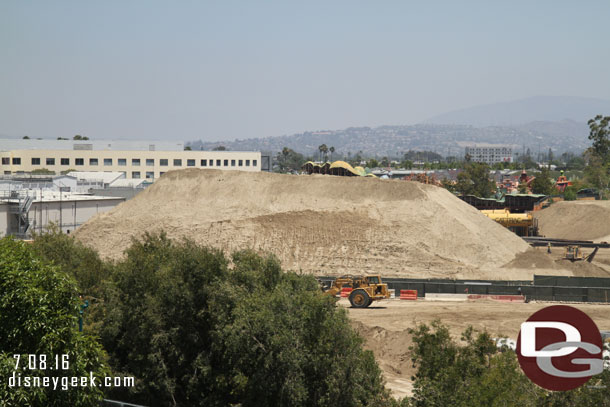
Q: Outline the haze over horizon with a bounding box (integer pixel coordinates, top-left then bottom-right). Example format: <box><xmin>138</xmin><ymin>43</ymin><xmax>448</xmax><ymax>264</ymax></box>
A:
<box><xmin>2</xmin><ymin>1</ymin><xmax>610</xmax><ymax>142</ymax></box>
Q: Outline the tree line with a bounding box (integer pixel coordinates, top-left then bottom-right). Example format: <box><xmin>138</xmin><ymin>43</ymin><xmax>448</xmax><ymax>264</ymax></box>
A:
<box><xmin>1</xmin><ymin>231</ymin><xmax>392</xmax><ymax>406</ymax></box>
<box><xmin>3</xmin><ymin>229</ymin><xmax>610</xmax><ymax>405</ymax></box>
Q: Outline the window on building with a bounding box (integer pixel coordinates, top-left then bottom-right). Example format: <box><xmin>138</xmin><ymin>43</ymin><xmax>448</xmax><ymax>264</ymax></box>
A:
<box><xmin>75</xmin><ymin>158</ymin><xmax>84</xmax><ymax>166</ymax></box>
<box><xmin>238</xmin><ymin>159</ymin><xmax>243</xmax><ymax>167</ymax></box>
<box><xmin>160</xmin><ymin>159</ymin><xmax>168</xmax><ymax>166</ymax></box>
<box><xmin>60</xmin><ymin>158</ymin><xmax>70</xmax><ymax>165</ymax></box>
<box><xmin>253</xmin><ymin>159</ymin><xmax>258</xmax><ymax>167</ymax></box>
<box><xmin>89</xmin><ymin>158</ymin><xmax>98</xmax><ymax>165</ymax></box>
<box><xmin>146</xmin><ymin>158</ymin><xmax>154</xmax><ymax>166</ymax></box>
<box><xmin>104</xmin><ymin>158</ymin><xmax>112</xmax><ymax>166</ymax></box>
<box><xmin>119</xmin><ymin>171</ymin><xmax>126</xmax><ymax>177</ymax></box>
<box><xmin>216</xmin><ymin>159</ymin><xmax>221</xmax><ymax>166</ymax></box>
<box><xmin>132</xmin><ymin>159</ymin><xmax>141</xmax><ymax>166</ymax></box>
<box><xmin>132</xmin><ymin>171</ymin><xmax>141</xmax><ymax>179</ymax></box>
<box><xmin>1</xmin><ymin>157</ymin><xmax>9</xmax><ymax>165</ymax></box>
<box><xmin>46</xmin><ymin>158</ymin><xmax>55</xmax><ymax>165</ymax></box>
<box><xmin>246</xmin><ymin>159</ymin><xmax>250</xmax><ymax>166</ymax></box>
<box><xmin>146</xmin><ymin>171</ymin><xmax>154</xmax><ymax>179</ymax></box>
<box><xmin>224</xmin><ymin>159</ymin><xmax>228</xmax><ymax>166</ymax></box>
<box><xmin>173</xmin><ymin>159</ymin><xmax>182</xmax><ymax>166</ymax></box>
<box><xmin>31</xmin><ymin>158</ymin><xmax>41</xmax><ymax>165</ymax></box>
<box><xmin>231</xmin><ymin>159</ymin><xmax>236</xmax><ymax>166</ymax></box>
<box><xmin>201</xmin><ymin>159</ymin><xmax>207</xmax><ymax>167</ymax></box>
<box><xmin>187</xmin><ymin>159</ymin><xmax>195</xmax><ymax>167</ymax></box>
<box><xmin>4</xmin><ymin>171</ymin><xmax>10</xmax><ymax>175</ymax></box>
<box><xmin>118</xmin><ymin>158</ymin><xmax>127</xmax><ymax>166</ymax></box>
<box><xmin>160</xmin><ymin>172</ymin><xmax>165</xmax><ymax>176</ymax></box>
<box><xmin>11</xmin><ymin>157</ymin><xmax>21</xmax><ymax>165</ymax></box>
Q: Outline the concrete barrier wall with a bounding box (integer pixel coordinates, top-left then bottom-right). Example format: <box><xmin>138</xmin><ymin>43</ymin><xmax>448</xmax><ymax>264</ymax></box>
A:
<box><xmin>467</xmin><ymin>294</ymin><xmax>525</xmax><ymax>303</ymax></box>
<box><xmin>424</xmin><ymin>293</ymin><xmax>469</xmax><ymax>302</ymax></box>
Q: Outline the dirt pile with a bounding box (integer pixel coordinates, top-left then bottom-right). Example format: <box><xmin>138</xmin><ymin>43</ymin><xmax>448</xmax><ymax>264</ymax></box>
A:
<box><xmin>351</xmin><ymin>321</ymin><xmax>414</xmax><ymax>398</ymax></box>
<box><xmin>76</xmin><ymin>169</ymin><xmax>534</xmax><ymax>278</ymax></box>
<box><xmin>535</xmin><ymin>201</ymin><xmax>610</xmax><ymax>241</ymax></box>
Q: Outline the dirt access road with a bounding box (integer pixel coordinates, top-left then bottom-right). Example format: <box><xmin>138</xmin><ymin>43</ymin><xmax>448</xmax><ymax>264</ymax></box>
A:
<box><xmin>341</xmin><ymin>298</ymin><xmax>610</xmax><ymax>399</ymax></box>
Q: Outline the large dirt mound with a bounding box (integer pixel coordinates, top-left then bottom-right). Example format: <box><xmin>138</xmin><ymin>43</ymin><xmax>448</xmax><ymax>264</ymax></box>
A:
<box><xmin>535</xmin><ymin>200</ymin><xmax>610</xmax><ymax>241</ymax></box>
<box><xmin>76</xmin><ymin>169</ymin><xmax>532</xmax><ymax>278</ymax></box>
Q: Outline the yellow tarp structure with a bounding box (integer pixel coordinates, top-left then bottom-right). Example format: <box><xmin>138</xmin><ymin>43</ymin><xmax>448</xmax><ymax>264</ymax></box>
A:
<box><xmin>302</xmin><ymin>160</ymin><xmax>377</xmax><ymax>177</ymax></box>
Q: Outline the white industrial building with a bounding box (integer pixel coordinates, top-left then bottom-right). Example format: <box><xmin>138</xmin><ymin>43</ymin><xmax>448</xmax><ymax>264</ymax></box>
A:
<box><xmin>0</xmin><ymin>189</ymin><xmax>124</xmax><ymax>238</ymax></box>
<box><xmin>0</xmin><ymin>172</ymin><xmax>143</xmax><ymax>238</ymax></box>
<box><xmin>464</xmin><ymin>144</ymin><xmax>513</xmax><ymax>165</ymax></box>
<box><xmin>0</xmin><ymin>138</ymin><xmax>263</xmax><ymax>180</ymax></box>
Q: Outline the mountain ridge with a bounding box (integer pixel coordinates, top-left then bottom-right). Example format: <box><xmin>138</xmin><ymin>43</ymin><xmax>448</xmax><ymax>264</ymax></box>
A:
<box><xmin>425</xmin><ymin>95</ymin><xmax>610</xmax><ymax>127</ymax></box>
<box><xmin>187</xmin><ymin>121</ymin><xmax>591</xmax><ymax>158</ymax></box>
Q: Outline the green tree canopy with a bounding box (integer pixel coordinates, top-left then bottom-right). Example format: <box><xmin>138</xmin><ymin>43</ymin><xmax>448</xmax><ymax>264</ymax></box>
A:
<box><xmin>588</xmin><ymin>115</ymin><xmax>610</xmax><ymax>164</ymax></box>
<box><xmin>455</xmin><ymin>163</ymin><xmax>495</xmax><ymax>198</ymax></box>
<box><xmin>584</xmin><ymin>153</ymin><xmax>610</xmax><ymax>200</ymax></box>
<box><xmin>530</xmin><ymin>167</ymin><xmax>555</xmax><ymax>195</ymax></box>
<box><xmin>407</xmin><ymin>320</ymin><xmax>610</xmax><ymax>407</ymax></box>
<box><xmin>276</xmin><ymin>147</ymin><xmax>305</xmax><ymax>172</ymax></box>
<box><xmin>0</xmin><ymin>237</ymin><xmax>108</xmax><ymax>406</ymax></box>
<box><xmin>31</xmin><ymin>168</ymin><xmax>55</xmax><ymax>175</ymax></box>
<box><xmin>32</xmin><ymin>226</ymin><xmax>112</xmax><ymax>333</ymax></box>
<box><xmin>101</xmin><ymin>233</ymin><xmax>391</xmax><ymax>406</ymax></box>
<box><xmin>367</xmin><ymin>159</ymin><xmax>380</xmax><ymax>168</ymax></box>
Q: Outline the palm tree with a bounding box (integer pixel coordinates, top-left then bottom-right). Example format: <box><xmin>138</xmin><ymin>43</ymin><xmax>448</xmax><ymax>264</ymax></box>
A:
<box><xmin>329</xmin><ymin>146</ymin><xmax>335</xmax><ymax>162</ymax></box>
<box><xmin>318</xmin><ymin>144</ymin><xmax>328</xmax><ymax>162</ymax></box>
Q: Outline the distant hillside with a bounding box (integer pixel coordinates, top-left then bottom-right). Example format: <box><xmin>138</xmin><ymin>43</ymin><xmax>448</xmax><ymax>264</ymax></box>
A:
<box><xmin>425</xmin><ymin>96</ymin><xmax>610</xmax><ymax>127</ymax></box>
<box><xmin>187</xmin><ymin>121</ymin><xmax>591</xmax><ymax>158</ymax></box>
<box><xmin>187</xmin><ymin>95</ymin><xmax>608</xmax><ymax>158</ymax></box>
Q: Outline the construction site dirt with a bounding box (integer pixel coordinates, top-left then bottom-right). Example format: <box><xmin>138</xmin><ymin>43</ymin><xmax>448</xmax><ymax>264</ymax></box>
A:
<box><xmin>345</xmin><ymin>298</ymin><xmax>610</xmax><ymax>398</ymax></box>
<box><xmin>74</xmin><ymin>170</ymin><xmax>610</xmax><ymax>399</ymax></box>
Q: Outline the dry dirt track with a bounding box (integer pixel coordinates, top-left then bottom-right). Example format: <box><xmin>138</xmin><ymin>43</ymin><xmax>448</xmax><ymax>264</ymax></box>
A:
<box><xmin>343</xmin><ymin>298</ymin><xmax>610</xmax><ymax>398</ymax></box>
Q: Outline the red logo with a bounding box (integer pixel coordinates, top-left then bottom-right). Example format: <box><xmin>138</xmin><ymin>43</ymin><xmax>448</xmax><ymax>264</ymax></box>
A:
<box><xmin>516</xmin><ymin>305</ymin><xmax>603</xmax><ymax>391</ymax></box>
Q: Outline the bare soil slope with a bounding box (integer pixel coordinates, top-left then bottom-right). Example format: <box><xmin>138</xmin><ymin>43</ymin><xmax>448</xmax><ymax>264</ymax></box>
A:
<box><xmin>77</xmin><ymin>169</ymin><xmax>535</xmax><ymax>279</ymax></box>
<box><xmin>535</xmin><ymin>200</ymin><xmax>610</xmax><ymax>241</ymax></box>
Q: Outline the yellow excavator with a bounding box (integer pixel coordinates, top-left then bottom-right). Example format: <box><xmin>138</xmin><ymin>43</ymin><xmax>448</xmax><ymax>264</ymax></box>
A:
<box><xmin>322</xmin><ymin>275</ymin><xmax>390</xmax><ymax>308</ymax></box>
<box><xmin>563</xmin><ymin>245</ymin><xmax>599</xmax><ymax>262</ymax></box>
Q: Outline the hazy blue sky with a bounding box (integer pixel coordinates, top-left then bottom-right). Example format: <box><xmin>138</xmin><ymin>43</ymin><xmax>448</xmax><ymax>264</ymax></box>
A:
<box><xmin>1</xmin><ymin>1</ymin><xmax>609</xmax><ymax>141</ymax></box>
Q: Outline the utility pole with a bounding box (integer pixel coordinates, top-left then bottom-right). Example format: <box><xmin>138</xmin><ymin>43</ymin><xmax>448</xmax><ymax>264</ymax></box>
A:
<box><xmin>59</xmin><ymin>188</ymin><xmax>62</xmax><ymax>232</ymax></box>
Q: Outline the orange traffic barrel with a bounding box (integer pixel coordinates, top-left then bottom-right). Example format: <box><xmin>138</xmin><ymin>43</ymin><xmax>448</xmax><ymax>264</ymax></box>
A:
<box><xmin>400</xmin><ymin>289</ymin><xmax>417</xmax><ymax>300</ymax></box>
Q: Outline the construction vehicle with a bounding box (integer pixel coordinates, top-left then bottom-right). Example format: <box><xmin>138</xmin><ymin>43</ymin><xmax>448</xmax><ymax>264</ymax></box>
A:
<box><xmin>563</xmin><ymin>245</ymin><xmax>599</xmax><ymax>263</ymax></box>
<box><xmin>481</xmin><ymin>209</ymin><xmax>538</xmax><ymax>237</ymax></box>
<box><xmin>322</xmin><ymin>275</ymin><xmax>390</xmax><ymax>308</ymax></box>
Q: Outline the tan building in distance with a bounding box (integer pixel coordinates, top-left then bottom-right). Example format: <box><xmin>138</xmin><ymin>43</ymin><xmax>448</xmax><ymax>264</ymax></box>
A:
<box><xmin>0</xmin><ymin>139</ymin><xmax>262</xmax><ymax>180</ymax></box>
